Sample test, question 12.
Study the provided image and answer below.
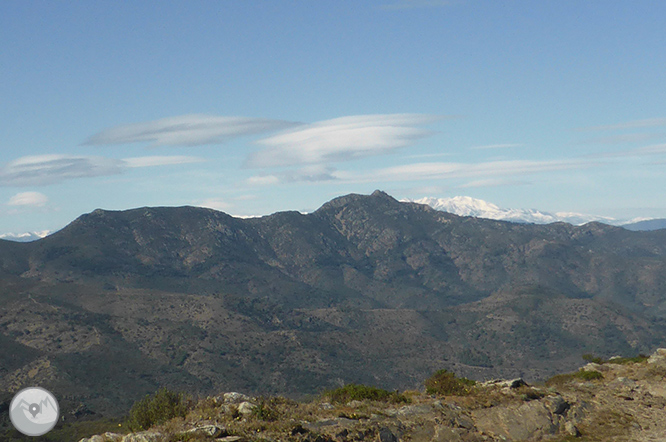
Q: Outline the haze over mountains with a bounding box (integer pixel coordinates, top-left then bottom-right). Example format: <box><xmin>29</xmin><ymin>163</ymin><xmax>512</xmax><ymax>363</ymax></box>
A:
<box><xmin>2</xmin><ymin>191</ymin><xmax>666</xmax><ymax>417</ymax></box>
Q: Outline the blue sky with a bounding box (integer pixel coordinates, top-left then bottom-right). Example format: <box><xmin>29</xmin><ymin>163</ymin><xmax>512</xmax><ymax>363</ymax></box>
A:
<box><xmin>2</xmin><ymin>0</ymin><xmax>666</xmax><ymax>234</ymax></box>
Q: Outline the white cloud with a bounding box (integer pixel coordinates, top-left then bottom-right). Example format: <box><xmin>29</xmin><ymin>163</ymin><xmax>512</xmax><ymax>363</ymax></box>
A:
<box><xmin>0</xmin><ymin>154</ymin><xmax>206</xmax><ymax>187</ymax></box>
<box><xmin>197</xmin><ymin>198</ymin><xmax>231</xmax><ymax>211</ymax></box>
<box><xmin>0</xmin><ymin>155</ymin><xmax>124</xmax><ymax>186</ymax></box>
<box><xmin>8</xmin><ymin>191</ymin><xmax>48</xmax><ymax>207</ymax></box>
<box><xmin>594</xmin><ymin>143</ymin><xmax>666</xmax><ymax>158</ymax></box>
<box><xmin>337</xmin><ymin>159</ymin><xmax>590</xmax><ymax>183</ymax></box>
<box><xmin>581</xmin><ymin>133</ymin><xmax>664</xmax><ymax>145</ymax></box>
<box><xmin>246</xmin><ymin>114</ymin><xmax>446</xmax><ymax>168</ymax></box>
<box><xmin>122</xmin><ymin>156</ymin><xmax>204</xmax><ymax>168</ymax></box>
<box><xmin>246</xmin><ymin>175</ymin><xmax>281</xmax><ymax>186</ymax></box>
<box><xmin>404</xmin><ymin>152</ymin><xmax>452</xmax><ymax>159</ymax></box>
<box><xmin>84</xmin><ymin>114</ymin><xmax>300</xmax><ymax>146</ymax></box>
<box><xmin>469</xmin><ymin>143</ymin><xmax>522</xmax><ymax>150</ymax></box>
<box><xmin>247</xmin><ymin>166</ymin><xmax>339</xmax><ymax>185</ymax></box>
<box><xmin>579</xmin><ymin>117</ymin><xmax>666</xmax><ymax>132</ymax></box>
<box><xmin>458</xmin><ymin>178</ymin><xmax>531</xmax><ymax>188</ymax></box>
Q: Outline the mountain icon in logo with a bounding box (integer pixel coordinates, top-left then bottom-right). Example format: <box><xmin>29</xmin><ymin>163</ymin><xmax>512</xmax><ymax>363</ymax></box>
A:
<box><xmin>9</xmin><ymin>387</ymin><xmax>60</xmax><ymax>436</ymax></box>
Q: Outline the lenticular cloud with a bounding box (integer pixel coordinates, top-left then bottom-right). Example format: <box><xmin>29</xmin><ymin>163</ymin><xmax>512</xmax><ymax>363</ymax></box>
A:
<box><xmin>0</xmin><ymin>155</ymin><xmax>124</xmax><ymax>186</ymax></box>
<box><xmin>84</xmin><ymin>114</ymin><xmax>300</xmax><ymax>147</ymax></box>
<box><xmin>246</xmin><ymin>114</ymin><xmax>444</xmax><ymax>168</ymax></box>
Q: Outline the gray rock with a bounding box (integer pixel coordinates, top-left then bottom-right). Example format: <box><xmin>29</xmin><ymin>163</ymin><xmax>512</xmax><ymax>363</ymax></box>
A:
<box><xmin>543</xmin><ymin>395</ymin><xmax>570</xmax><ymax>415</ymax></box>
<box><xmin>305</xmin><ymin>417</ymin><xmax>356</xmax><ymax>431</ymax></box>
<box><xmin>395</xmin><ymin>404</ymin><xmax>433</xmax><ymax>416</ymax></box>
<box><xmin>347</xmin><ymin>400</ymin><xmax>364</xmax><ymax>408</ymax></box>
<box><xmin>379</xmin><ymin>427</ymin><xmax>398</xmax><ymax>442</ymax></box>
<box><xmin>238</xmin><ymin>401</ymin><xmax>256</xmax><ymax>415</ymax></box>
<box><xmin>482</xmin><ymin>378</ymin><xmax>527</xmax><ymax>389</ymax></box>
<box><xmin>407</xmin><ymin>422</ymin><xmax>435</xmax><ymax>442</ymax></box>
<box><xmin>648</xmin><ymin>348</ymin><xmax>666</xmax><ymax>364</ymax></box>
<box><xmin>223</xmin><ymin>392</ymin><xmax>251</xmax><ymax>403</ymax></box>
<box><xmin>79</xmin><ymin>434</ymin><xmax>123</xmax><ymax>442</ymax></box>
<box><xmin>185</xmin><ymin>424</ymin><xmax>225</xmax><ymax>437</ymax></box>
<box><xmin>432</xmin><ymin>426</ymin><xmax>462</xmax><ymax>442</ymax></box>
<box><xmin>473</xmin><ymin>400</ymin><xmax>558</xmax><ymax>440</ymax></box>
<box><xmin>216</xmin><ymin>437</ymin><xmax>245</xmax><ymax>442</ymax></box>
<box><xmin>319</xmin><ymin>402</ymin><xmax>335</xmax><ymax>410</ymax></box>
<box><xmin>121</xmin><ymin>432</ymin><xmax>162</xmax><ymax>442</ymax></box>
<box><xmin>581</xmin><ymin>362</ymin><xmax>606</xmax><ymax>372</ymax></box>
<box><xmin>454</xmin><ymin>414</ymin><xmax>475</xmax><ymax>430</ymax></box>
<box><xmin>564</xmin><ymin>421</ymin><xmax>581</xmax><ymax>437</ymax></box>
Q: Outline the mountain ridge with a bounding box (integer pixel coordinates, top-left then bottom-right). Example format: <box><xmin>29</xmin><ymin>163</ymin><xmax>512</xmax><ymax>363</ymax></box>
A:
<box><xmin>2</xmin><ymin>190</ymin><xmax>666</xmax><ymax>417</ymax></box>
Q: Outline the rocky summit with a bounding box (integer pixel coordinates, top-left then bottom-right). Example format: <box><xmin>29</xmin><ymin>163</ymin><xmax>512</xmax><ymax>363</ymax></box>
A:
<box><xmin>2</xmin><ymin>191</ymin><xmax>666</xmax><ymax>418</ymax></box>
<box><xmin>76</xmin><ymin>348</ymin><xmax>666</xmax><ymax>442</ymax></box>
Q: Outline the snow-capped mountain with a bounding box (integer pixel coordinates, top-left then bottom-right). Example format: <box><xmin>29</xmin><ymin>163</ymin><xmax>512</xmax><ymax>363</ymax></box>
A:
<box><xmin>404</xmin><ymin>196</ymin><xmax>645</xmax><ymax>227</ymax></box>
<box><xmin>0</xmin><ymin>230</ymin><xmax>51</xmax><ymax>242</ymax></box>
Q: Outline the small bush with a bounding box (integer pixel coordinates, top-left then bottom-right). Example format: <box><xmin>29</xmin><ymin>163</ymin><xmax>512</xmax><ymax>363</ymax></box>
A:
<box><xmin>126</xmin><ymin>387</ymin><xmax>190</xmax><ymax>431</ymax></box>
<box><xmin>607</xmin><ymin>354</ymin><xmax>649</xmax><ymax>365</ymax></box>
<box><xmin>582</xmin><ymin>353</ymin><xmax>605</xmax><ymax>364</ymax></box>
<box><xmin>424</xmin><ymin>369</ymin><xmax>476</xmax><ymax>396</ymax></box>
<box><xmin>582</xmin><ymin>353</ymin><xmax>649</xmax><ymax>365</ymax></box>
<box><xmin>515</xmin><ymin>385</ymin><xmax>545</xmax><ymax>401</ymax></box>
<box><xmin>252</xmin><ymin>399</ymin><xmax>280</xmax><ymax>421</ymax></box>
<box><xmin>325</xmin><ymin>384</ymin><xmax>408</xmax><ymax>404</ymax></box>
<box><xmin>576</xmin><ymin>370</ymin><xmax>604</xmax><ymax>381</ymax></box>
<box><xmin>546</xmin><ymin>369</ymin><xmax>603</xmax><ymax>387</ymax></box>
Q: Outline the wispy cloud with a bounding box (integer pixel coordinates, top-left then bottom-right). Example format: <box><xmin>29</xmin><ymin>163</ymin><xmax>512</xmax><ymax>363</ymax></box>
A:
<box><xmin>122</xmin><ymin>156</ymin><xmax>204</xmax><ymax>168</ymax></box>
<box><xmin>0</xmin><ymin>155</ymin><xmax>124</xmax><ymax>186</ymax></box>
<box><xmin>380</xmin><ymin>0</ymin><xmax>454</xmax><ymax>10</ymax></box>
<box><xmin>404</xmin><ymin>152</ymin><xmax>452</xmax><ymax>159</ymax></box>
<box><xmin>337</xmin><ymin>159</ymin><xmax>590</xmax><ymax>183</ymax></box>
<box><xmin>247</xmin><ymin>165</ymin><xmax>338</xmax><ymax>185</ymax></box>
<box><xmin>580</xmin><ymin>133</ymin><xmax>665</xmax><ymax>145</ymax></box>
<box><xmin>84</xmin><ymin>114</ymin><xmax>300</xmax><ymax>147</ymax></box>
<box><xmin>197</xmin><ymin>198</ymin><xmax>231</xmax><ymax>211</ymax></box>
<box><xmin>247</xmin><ymin>114</ymin><xmax>446</xmax><ymax>168</ymax></box>
<box><xmin>246</xmin><ymin>158</ymin><xmax>589</xmax><ymax>185</ymax></box>
<box><xmin>578</xmin><ymin>117</ymin><xmax>666</xmax><ymax>132</ymax></box>
<box><xmin>469</xmin><ymin>143</ymin><xmax>522</xmax><ymax>150</ymax></box>
<box><xmin>246</xmin><ymin>175</ymin><xmax>281</xmax><ymax>186</ymax></box>
<box><xmin>8</xmin><ymin>191</ymin><xmax>48</xmax><ymax>207</ymax></box>
<box><xmin>458</xmin><ymin>178</ymin><xmax>531</xmax><ymax>188</ymax></box>
<box><xmin>0</xmin><ymin>154</ymin><xmax>205</xmax><ymax>186</ymax></box>
<box><xmin>593</xmin><ymin>143</ymin><xmax>666</xmax><ymax>158</ymax></box>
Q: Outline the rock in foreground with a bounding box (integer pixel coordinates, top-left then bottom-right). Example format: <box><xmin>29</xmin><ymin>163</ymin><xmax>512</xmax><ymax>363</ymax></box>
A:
<box><xmin>78</xmin><ymin>348</ymin><xmax>666</xmax><ymax>442</ymax></box>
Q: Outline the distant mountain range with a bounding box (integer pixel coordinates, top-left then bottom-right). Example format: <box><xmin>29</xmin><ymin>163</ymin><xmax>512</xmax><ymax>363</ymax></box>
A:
<box><xmin>0</xmin><ymin>231</ymin><xmax>51</xmax><ymax>242</ymax></box>
<box><xmin>2</xmin><ymin>190</ymin><xmax>666</xmax><ymax>418</ymax></box>
<box><xmin>404</xmin><ymin>196</ymin><xmax>665</xmax><ymax>231</ymax></box>
<box><xmin>1</xmin><ymin>197</ymin><xmax>663</xmax><ymax>243</ymax></box>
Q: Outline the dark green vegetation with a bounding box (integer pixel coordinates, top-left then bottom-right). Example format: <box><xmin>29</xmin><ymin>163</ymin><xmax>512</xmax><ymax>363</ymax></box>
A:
<box><xmin>2</xmin><ymin>191</ymin><xmax>666</xmax><ymax>417</ymax></box>
<box><xmin>546</xmin><ymin>370</ymin><xmax>605</xmax><ymax>387</ymax></box>
<box><xmin>424</xmin><ymin>369</ymin><xmax>476</xmax><ymax>396</ymax></box>
<box><xmin>126</xmin><ymin>387</ymin><xmax>190</xmax><ymax>431</ymax></box>
<box><xmin>583</xmin><ymin>353</ymin><xmax>649</xmax><ymax>365</ymax></box>
<box><xmin>324</xmin><ymin>384</ymin><xmax>408</xmax><ymax>404</ymax></box>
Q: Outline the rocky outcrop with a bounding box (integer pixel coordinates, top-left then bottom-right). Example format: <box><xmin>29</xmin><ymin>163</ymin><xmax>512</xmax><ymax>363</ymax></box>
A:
<box><xmin>75</xmin><ymin>351</ymin><xmax>666</xmax><ymax>441</ymax></box>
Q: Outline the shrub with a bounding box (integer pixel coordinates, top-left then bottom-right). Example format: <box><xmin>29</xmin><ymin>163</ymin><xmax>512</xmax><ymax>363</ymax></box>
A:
<box><xmin>424</xmin><ymin>369</ymin><xmax>476</xmax><ymax>396</ymax></box>
<box><xmin>582</xmin><ymin>353</ymin><xmax>605</xmax><ymax>364</ymax></box>
<box><xmin>546</xmin><ymin>369</ymin><xmax>603</xmax><ymax>387</ymax></box>
<box><xmin>607</xmin><ymin>354</ymin><xmax>649</xmax><ymax>365</ymax></box>
<box><xmin>325</xmin><ymin>384</ymin><xmax>408</xmax><ymax>404</ymax></box>
<box><xmin>126</xmin><ymin>387</ymin><xmax>190</xmax><ymax>431</ymax></box>
<box><xmin>582</xmin><ymin>353</ymin><xmax>649</xmax><ymax>365</ymax></box>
